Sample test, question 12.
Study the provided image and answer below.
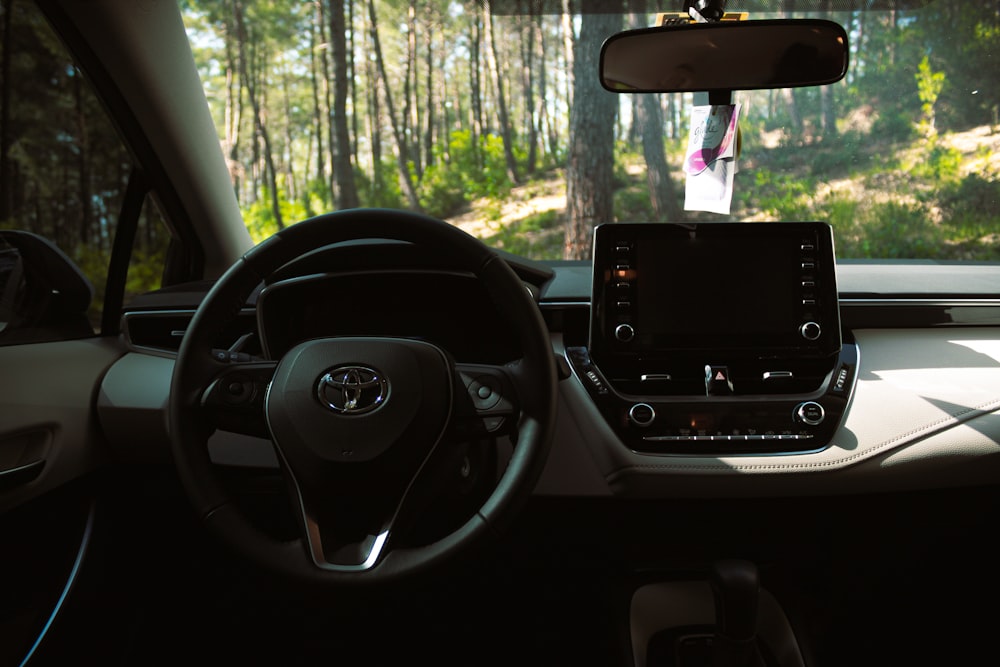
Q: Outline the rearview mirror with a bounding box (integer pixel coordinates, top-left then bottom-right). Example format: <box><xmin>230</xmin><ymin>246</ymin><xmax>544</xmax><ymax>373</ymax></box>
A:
<box><xmin>600</xmin><ymin>19</ymin><xmax>848</xmax><ymax>93</ymax></box>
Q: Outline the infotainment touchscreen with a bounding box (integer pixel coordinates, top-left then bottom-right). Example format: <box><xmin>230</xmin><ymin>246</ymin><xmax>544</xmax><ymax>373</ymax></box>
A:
<box><xmin>590</xmin><ymin>222</ymin><xmax>840</xmax><ymax>364</ymax></box>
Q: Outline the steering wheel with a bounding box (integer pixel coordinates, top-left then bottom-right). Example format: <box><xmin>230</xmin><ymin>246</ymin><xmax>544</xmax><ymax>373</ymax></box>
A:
<box><xmin>168</xmin><ymin>209</ymin><xmax>558</xmax><ymax>586</ymax></box>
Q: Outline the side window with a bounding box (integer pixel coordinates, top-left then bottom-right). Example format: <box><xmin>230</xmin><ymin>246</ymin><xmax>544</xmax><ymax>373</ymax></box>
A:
<box><xmin>0</xmin><ymin>0</ymin><xmax>169</xmax><ymax>346</ymax></box>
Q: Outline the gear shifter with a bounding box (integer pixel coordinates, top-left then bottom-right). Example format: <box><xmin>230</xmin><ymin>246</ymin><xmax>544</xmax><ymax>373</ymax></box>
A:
<box><xmin>711</xmin><ymin>559</ymin><xmax>764</xmax><ymax>667</ymax></box>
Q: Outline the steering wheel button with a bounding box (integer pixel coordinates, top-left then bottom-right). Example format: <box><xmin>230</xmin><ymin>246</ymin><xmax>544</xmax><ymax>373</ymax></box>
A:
<box><xmin>468</xmin><ymin>375</ymin><xmax>502</xmax><ymax>410</ymax></box>
<box><xmin>483</xmin><ymin>416</ymin><xmax>505</xmax><ymax>432</ymax></box>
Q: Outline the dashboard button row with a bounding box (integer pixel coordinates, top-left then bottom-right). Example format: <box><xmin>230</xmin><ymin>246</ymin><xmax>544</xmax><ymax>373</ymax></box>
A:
<box><xmin>642</xmin><ymin>434</ymin><xmax>815</xmax><ymax>442</ymax></box>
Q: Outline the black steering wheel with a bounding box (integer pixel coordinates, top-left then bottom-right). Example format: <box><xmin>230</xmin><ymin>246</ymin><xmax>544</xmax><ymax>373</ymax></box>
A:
<box><xmin>168</xmin><ymin>209</ymin><xmax>558</xmax><ymax>586</ymax></box>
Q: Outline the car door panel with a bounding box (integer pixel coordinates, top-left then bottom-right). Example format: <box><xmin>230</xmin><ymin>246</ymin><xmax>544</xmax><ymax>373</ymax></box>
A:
<box><xmin>0</xmin><ymin>338</ymin><xmax>122</xmax><ymax>514</ymax></box>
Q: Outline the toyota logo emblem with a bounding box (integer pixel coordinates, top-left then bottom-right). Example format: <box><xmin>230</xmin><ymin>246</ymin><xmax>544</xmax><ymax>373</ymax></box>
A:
<box><xmin>316</xmin><ymin>366</ymin><xmax>389</xmax><ymax>415</ymax></box>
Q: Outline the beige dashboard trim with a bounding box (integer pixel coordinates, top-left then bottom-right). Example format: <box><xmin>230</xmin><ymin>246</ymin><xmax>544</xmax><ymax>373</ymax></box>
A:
<box><xmin>557</xmin><ymin>329</ymin><xmax>1000</xmax><ymax>494</ymax></box>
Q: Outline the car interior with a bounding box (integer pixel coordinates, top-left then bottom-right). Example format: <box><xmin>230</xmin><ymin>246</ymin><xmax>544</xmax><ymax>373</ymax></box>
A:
<box><xmin>2</xmin><ymin>0</ymin><xmax>1000</xmax><ymax>665</ymax></box>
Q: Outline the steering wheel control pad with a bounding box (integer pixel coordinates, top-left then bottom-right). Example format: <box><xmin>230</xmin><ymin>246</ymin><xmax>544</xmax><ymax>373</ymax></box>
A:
<box><xmin>265</xmin><ymin>337</ymin><xmax>453</xmax><ymax>464</ymax></box>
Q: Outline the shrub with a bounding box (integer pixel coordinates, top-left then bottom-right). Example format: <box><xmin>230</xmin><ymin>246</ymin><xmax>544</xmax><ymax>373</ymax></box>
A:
<box><xmin>939</xmin><ymin>174</ymin><xmax>1000</xmax><ymax>219</ymax></box>
<box><xmin>483</xmin><ymin>210</ymin><xmax>562</xmax><ymax>259</ymax></box>
<box><xmin>871</xmin><ymin>110</ymin><xmax>917</xmax><ymax>143</ymax></box>
<box><xmin>834</xmin><ymin>200</ymin><xmax>942</xmax><ymax>259</ymax></box>
<box><xmin>911</xmin><ymin>140</ymin><xmax>962</xmax><ymax>182</ymax></box>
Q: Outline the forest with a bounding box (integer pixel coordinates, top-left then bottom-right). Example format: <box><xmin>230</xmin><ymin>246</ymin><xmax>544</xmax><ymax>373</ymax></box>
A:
<box><xmin>179</xmin><ymin>0</ymin><xmax>999</xmax><ymax>260</ymax></box>
<box><xmin>0</xmin><ymin>0</ymin><xmax>998</xmax><ymax>308</ymax></box>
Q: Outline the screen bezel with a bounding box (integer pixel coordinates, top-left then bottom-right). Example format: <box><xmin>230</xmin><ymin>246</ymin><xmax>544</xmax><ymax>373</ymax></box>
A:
<box><xmin>589</xmin><ymin>222</ymin><xmax>841</xmax><ymax>364</ymax></box>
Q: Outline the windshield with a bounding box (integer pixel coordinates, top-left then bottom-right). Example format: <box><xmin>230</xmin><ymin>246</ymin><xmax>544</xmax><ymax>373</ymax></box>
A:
<box><xmin>182</xmin><ymin>1</ymin><xmax>999</xmax><ymax>262</ymax></box>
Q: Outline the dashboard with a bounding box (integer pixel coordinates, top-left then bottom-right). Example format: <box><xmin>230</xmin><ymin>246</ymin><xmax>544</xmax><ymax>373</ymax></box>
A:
<box><xmin>100</xmin><ymin>229</ymin><xmax>1000</xmax><ymax>500</ymax></box>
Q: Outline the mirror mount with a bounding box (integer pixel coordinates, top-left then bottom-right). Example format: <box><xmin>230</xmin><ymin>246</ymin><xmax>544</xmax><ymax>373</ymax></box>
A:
<box><xmin>673</xmin><ymin>0</ymin><xmax>740</xmax><ymax>102</ymax></box>
<box><xmin>707</xmin><ymin>90</ymin><xmax>733</xmax><ymax>105</ymax></box>
<box><xmin>684</xmin><ymin>0</ymin><xmax>728</xmax><ymax>23</ymax></box>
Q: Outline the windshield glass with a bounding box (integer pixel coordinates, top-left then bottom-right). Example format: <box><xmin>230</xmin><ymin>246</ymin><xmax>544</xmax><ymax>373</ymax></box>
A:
<box><xmin>182</xmin><ymin>1</ymin><xmax>999</xmax><ymax>261</ymax></box>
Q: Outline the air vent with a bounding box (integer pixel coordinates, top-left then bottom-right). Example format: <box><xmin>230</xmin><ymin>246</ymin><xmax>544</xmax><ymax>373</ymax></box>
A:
<box><xmin>123</xmin><ymin>309</ymin><xmax>260</xmax><ymax>356</ymax></box>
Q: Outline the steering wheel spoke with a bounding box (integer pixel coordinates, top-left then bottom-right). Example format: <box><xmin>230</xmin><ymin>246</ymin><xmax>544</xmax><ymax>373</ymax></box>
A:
<box><xmin>200</xmin><ymin>361</ymin><xmax>277</xmax><ymax>438</ymax></box>
<box><xmin>289</xmin><ymin>474</ymin><xmax>399</xmax><ymax>571</ymax></box>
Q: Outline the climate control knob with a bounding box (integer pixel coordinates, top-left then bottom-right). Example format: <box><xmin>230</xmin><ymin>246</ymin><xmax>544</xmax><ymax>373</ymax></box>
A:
<box><xmin>615</xmin><ymin>323</ymin><xmax>635</xmax><ymax>343</ymax></box>
<box><xmin>794</xmin><ymin>401</ymin><xmax>825</xmax><ymax>426</ymax></box>
<box><xmin>629</xmin><ymin>403</ymin><xmax>656</xmax><ymax>428</ymax></box>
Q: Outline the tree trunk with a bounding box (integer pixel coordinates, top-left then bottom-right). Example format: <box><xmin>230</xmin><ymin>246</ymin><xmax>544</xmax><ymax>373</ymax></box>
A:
<box><xmin>782</xmin><ymin>89</ymin><xmax>804</xmax><ymax>137</ymax></box>
<box><xmin>469</xmin><ymin>15</ymin><xmax>483</xmax><ymax>156</ymax></box>
<box><xmin>310</xmin><ymin>2</ymin><xmax>326</xmax><ymax>193</ymax></box>
<box><xmin>0</xmin><ymin>0</ymin><xmax>13</xmax><ymax>223</ymax></box>
<box><xmin>779</xmin><ymin>2</ymin><xmax>803</xmax><ymax>139</ymax></box>
<box><xmin>233</xmin><ymin>0</ymin><xmax>283</xmax><ymax>228</ymax></box>
<box><xmin>403</xmin><ymin>0</ymin><xmax>421</xmax><ymax>179</ymax></box>
<box><xmin>522</xmin><ymin>8</ymin><xmax>538</xmax><ymax>175</ymax></box>
<box><xmin>821</xmin><ymin>86</ymin><xmax>838</xmax><ymax>138</ymax></box>
<box><xmin>367</xmin><ymin>51</ymin><xmax>382</xmax><ymax>198</ymax></box>
<box><xmin>330</xmin><ymin>0</ymin><xmax>360</xmax><ymax>209</ymax></box>
<box><xmin>535</xmin><ymin>11</ymin><xmax>556</xmax><ymax>158</ymax></box>
<box><xmin>424</xmin><ymin>25</ymin><xmax>435</xmax><ymax>170</ymax></box>
<box><xmin>564</xmin><ymin>11</ymin><xmax>620</xmax><ymax>260</ymax></box>
<box><xmin>819</xmin><ymin>0</ymin><xmax>838</xmax><ymax>139</ymax></box>
<box><xmin>280</xmin><ymin>67</ymin><xmax>297</xmax><ymax>201</ymax></box>
<box><xmin>561</xmin><ymin>0</ymin><xmax>575</xmax><ymax>123</ymax></box>
<box><xmin>367</xmin><ymin>0</ymin><xmax>421</xmax><ymax>211</ymax></box>
<box><xmin>638</xmin><ymin>93</ymin><xmax>681</xmax><ymax>221</ymax></box>
<box><xmin>483</xmin><ymin>2</ymin><xmax>519</xmax><ymax>184</ymax></box>
<box><xmin>223</xmin><ymin>13</ymin><xmax>242</xmax><ymax>199</ymax></box>
<box><xmin>348</xmin><ymin>0</ymin><xmax>359</xmax><ymax>172</ymax></box>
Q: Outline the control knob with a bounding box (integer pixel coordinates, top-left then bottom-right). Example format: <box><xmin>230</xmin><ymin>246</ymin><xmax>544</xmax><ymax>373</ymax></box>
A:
<box><xmin>799</xmin><ymin>321</ymin><xmax>822</xmax><ymax>341</ymax></box>
<box><xmin>615</xmin><ymin>323</ymin><xmax>635</xmax><ymax>343</ymax></box>
<box><xmin>794</xmin><ymin>401</ymin><xmax>825</xmax><ymax>426</ymax></box>
<box><xmin>628</xmin><ymin>403</ymin><xmax>656</xmax><ymax>428</ymax></box>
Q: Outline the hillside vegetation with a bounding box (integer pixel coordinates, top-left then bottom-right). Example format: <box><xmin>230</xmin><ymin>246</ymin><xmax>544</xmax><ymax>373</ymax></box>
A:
<box><xmin>454</xmin><ymin>123</ymin><xmax>1000</xmax><ymax>261</ymax></box>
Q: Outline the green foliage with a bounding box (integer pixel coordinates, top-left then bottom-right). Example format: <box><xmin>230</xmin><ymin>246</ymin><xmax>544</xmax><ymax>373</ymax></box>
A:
<box><xmin>75</xmin><ymin>245</ymin><xmax>109</xmax><ymax>326</ymax></box>
<box><xmin>355</xmin><ymin>162</ymin><xmax>405</xmax><ymax>210</ymax></box>
<box><xmin>482</xmin><ymin>210</ymin><xmax>562</xmax><ymax>259</ymax></box>
<box><xmin>613</xmin><ymin>145</ymin><xmax>639</xmax><ymax>189</ymax></box>
<box><xmin>832</xmin><ymin>200</ymin><xmax>943</xmax><ymax>259</ymax></box>
<box><xmin>915</xmin><ymin>55</ymin><xmax>946</xmax><ymax>134</ymax></box>
<box><xmin>461</xmin><ymin>131</ymin><xmax>515</xmax><ymax>200</ymax></box>
<box><xmin>125</xmin><ymin>247</ymin><xmax>166</xmax><ymax>301</ymax></box>
<box><xmin>418</xmin><ymin>161</ymin><xmax>469</xmax><ymax>219</ymax></box>
<box><xmin>911</xmin><ymin>139</ymin><xmax>963</xmax><ymax>182</ymax></box>
<box><xmin>614</xmin><ymin>186</ymin><xmax>655</xmax><ymax>222</ymax></box>
<box><xmin>745</xmin><ymin>168</ymin><xmax>815</xmax><ymax>220</ymax></box>
<box><xmin>871</xmin><ymin>110</ymin><xmax>917</xmax><ymax>143</ymax></box>
<box><xmin>243</xmin><ymin>181</ymin><xmax>310</xmax><ymax>243</ymax></box>
<box><xmin>812</xmin><ymin>132</ymin><xmax>871</xmax><ymax>175</ymax></box>
<box><xmin>939</xmin><ymin>174</ymin><xmax>1000</xmax><ymax>221</ymax></box>
<box><xmin>415</xmin><ymin>130</ymin><xmax>516</xmax><ymax>219</ymax></box>
<box><xmin>301</xmin><ymin>178</ymin><xmax>333</xmax><ymax>218</ymax></box>
<box><xmin>243</xmin><ymin>197</ymin><xmax>280</xmax><ymax>243</ymax></box>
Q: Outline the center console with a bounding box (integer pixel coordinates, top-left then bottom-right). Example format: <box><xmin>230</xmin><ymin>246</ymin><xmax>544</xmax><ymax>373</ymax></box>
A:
<box><xmin>567</xmin><ymin>222</ymin><xmax>856</xmax><ymax>455</ymax></box>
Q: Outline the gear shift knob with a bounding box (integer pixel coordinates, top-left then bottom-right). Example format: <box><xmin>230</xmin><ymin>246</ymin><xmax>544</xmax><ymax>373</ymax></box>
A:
<box><xmin>711</xmin><ymin>559</ymin><xmax>761</xmax><ymax>666</ymax></box>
